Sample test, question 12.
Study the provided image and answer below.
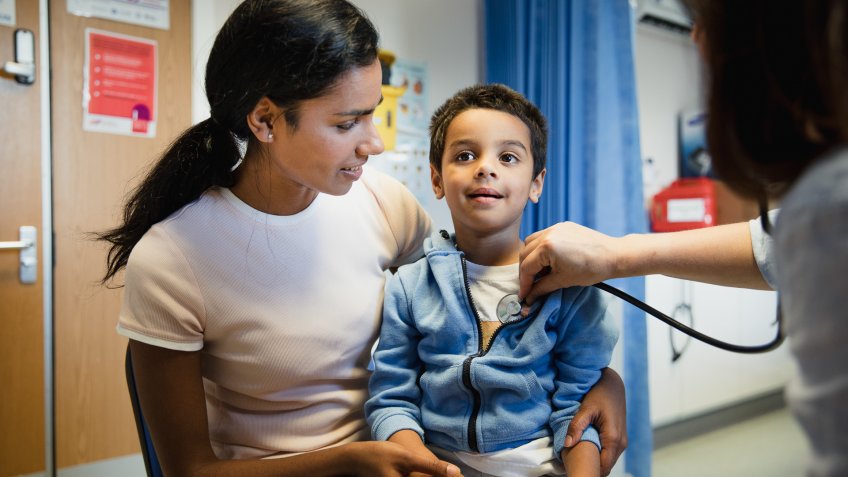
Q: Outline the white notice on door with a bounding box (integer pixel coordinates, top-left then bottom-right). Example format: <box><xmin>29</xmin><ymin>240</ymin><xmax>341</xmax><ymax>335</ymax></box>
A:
<box><xmin>67</xmin><ymin>0</ymin><xmax>169</xmax><ymax>30</ymax></box>
<box><xmin>0</xmin><ymin>0</ymin><xmax>15</xmax><ymax>27</ymax></box>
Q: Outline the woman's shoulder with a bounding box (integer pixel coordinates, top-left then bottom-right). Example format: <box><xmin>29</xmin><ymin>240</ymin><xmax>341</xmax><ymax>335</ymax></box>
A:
<box><xmin>783</xmin><ymin>146</ymin><xmax>848</xmax><ymax>212</ymax></box>
<box><xmin>359</xmin><ymin>166</ymin><xmax>417</xmax><ymax>203</ymax></box>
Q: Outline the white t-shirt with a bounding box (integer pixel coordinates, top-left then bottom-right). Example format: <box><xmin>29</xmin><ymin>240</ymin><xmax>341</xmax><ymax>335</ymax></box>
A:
<box><xmin>465</xmin><ymin>261</ymin><xmax>519</xmax><ymax>322</ymax></box>
<box><xmin>117</xmin><ymin>168</ymin><xmax>432</xmax><ymax>459</ymax></box>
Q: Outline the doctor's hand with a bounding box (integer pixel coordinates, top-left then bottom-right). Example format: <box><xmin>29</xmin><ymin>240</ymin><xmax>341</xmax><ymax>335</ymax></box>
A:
<box><xmin>565</xmin><ymin>368</ymin><xmax>627</xmax><ymax>476</ymax></box>
<box><xmin>519</xmin><ymin>222</ymin><xmax>621</xmax><ymax>304</ymax></box>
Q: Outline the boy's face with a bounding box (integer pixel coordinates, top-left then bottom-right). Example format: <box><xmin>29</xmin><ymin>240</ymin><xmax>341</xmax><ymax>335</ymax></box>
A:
<box><xmin>431</xmin><ymin>108</ymin><xmax>545</xmax><ymax>238</ymax></box>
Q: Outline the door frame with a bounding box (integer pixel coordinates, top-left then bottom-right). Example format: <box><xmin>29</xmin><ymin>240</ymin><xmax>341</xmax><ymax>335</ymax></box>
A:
<box><xmin>38</xmin><ymin>0</ymin><xmax>54</xmax><ymax>474</ymax></box>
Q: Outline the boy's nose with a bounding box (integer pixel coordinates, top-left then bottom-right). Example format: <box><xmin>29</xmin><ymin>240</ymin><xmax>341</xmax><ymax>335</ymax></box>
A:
<box><xmin>475</xmin><ymin>157</ymin><xmax>498</xmax><ymax>178</ymax></box>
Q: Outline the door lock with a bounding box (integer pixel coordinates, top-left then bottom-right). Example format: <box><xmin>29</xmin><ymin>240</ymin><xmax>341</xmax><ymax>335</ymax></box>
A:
<box><xmin>2</xmin><ymin>29</ymin><xmax>35</xmax><ymax>85</ymax></box>
<box><xmin>0</xmin><ymin>226</ymin><xmax>37</xmax><ymax>284</ymax></box>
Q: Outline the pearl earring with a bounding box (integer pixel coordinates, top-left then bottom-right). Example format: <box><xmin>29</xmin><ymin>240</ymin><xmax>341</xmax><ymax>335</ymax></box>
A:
<box><xmin>268</xmin><ymin>132</ymin><xmax>274</xmax><ymax>142</ymax></box>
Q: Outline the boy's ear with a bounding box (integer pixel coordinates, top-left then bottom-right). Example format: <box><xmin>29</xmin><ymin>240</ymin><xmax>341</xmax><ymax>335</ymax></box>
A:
<box><xmin>246</xmin><ymin>96</ymin><xmax>280</xmax><ymax>143</ymax></box>
<box><xmin>529</xmin><ymin>168</ymin><xmax>546</xmax><ymax>204</ymax></box>
<box><xmin>430</xmin><ymin>164</ymin><xmax>445</xmax><ymax>199</ymax></box>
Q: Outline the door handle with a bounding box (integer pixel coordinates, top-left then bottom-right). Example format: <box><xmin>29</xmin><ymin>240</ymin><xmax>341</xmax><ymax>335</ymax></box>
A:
<box><xmin>3</xmin><ymin>60</ymin><xmax>35</xmax><ymax>78</ymax></box>
<box><xmin>1</xmin><ymin>29</ymin><xmax>35</xmax><ymax>85</ymax></box>
<box><xmin>0</xmin><ymin>226</ymin><xmax>37</xmax><ymax>284</ymax></box>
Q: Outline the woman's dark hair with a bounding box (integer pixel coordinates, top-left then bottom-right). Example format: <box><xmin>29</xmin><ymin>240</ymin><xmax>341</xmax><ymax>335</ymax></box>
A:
<box><xmin>429</xmin><ymin>83</ymin><xmax>548</xmax><ymax>179</ymax></box>
<box><xmin>682</xmin><ymin>0</ymin><xmax>848</xmax><ymax>200</ymax></box>
<box><xmin>97</xmin><ymin>0</ymin><xmax>379</xmax><ymax>283</ymax></box>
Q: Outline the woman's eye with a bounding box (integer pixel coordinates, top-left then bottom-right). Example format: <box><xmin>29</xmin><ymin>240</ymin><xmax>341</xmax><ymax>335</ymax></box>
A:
<box><xmin>337</xmin><ymin>119</ymin><xmax>359</xmax><ymax>131</ymax></box>
<box><xmin>456</xmin><ymin>151</ymin><xmax>475</xmax><ymax>162</ymax></box>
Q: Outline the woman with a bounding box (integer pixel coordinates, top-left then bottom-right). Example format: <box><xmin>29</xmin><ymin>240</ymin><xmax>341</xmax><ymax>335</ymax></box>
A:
<box><xmin>520</xmin><ymin>2</ymin><xmax>848</xmax><ymax>476</ymax></box>
<box><xmin>99</xmin><ymin>1</ymin><xmax>626</xmax><ymax>475</ymax></box>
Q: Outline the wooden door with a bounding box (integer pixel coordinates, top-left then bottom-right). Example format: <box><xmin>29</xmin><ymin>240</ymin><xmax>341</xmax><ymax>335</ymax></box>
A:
<box><xmin>0</xmin><ymin>1</ymin><xmax>46</xmax><ymax>475</ymax></box>
<box><xmin>49</xmin><ymin>0</ymin><xmax>191</xmax><ymax>468</ymax></box>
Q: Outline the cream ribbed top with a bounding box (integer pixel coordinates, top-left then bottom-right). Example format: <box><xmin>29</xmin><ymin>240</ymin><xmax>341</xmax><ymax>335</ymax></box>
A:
<box><xmin>118</xmin><ymin>168</ymin><xmax>432</xmax><ymax>459</ymax></box>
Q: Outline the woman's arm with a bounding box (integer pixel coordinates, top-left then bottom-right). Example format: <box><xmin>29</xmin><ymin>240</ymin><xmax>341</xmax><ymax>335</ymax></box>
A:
<box><xmin>519</xmin><ymin>221</ymin><xmax>770</xmax><ymax>305</ymax></box>
<box><xmin>129</xmin><ymin>340</ymin><xmax>460</xmax><ymax>477</ymax></box>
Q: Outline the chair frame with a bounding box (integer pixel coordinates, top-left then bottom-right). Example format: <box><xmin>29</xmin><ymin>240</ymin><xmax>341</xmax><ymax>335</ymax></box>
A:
<box><xmin>125</xmin><ymin>345</ymin><xmax>165</xmax><ymax>477</ymax></box>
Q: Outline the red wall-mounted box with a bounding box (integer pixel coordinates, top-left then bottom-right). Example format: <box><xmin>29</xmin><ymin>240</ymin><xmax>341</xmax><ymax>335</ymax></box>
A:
<box><xmin>650</xmin><ymin>177</ymin><xmax>717</xmax><ymax>232</ymax></box>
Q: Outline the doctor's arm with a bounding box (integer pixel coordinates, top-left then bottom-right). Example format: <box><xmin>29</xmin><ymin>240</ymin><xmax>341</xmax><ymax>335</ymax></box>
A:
<box><xmin>519</xmin><ymin>220</ymin><xmax>770</xmax><ymax>305</ymax></box>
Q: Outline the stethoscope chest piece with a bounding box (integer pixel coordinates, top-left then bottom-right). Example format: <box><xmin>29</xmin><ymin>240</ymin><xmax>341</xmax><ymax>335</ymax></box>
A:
<box><xmin>496</xmin><ymin>294</ymin><xmax>524</xmax><ymax>324</ymax></box>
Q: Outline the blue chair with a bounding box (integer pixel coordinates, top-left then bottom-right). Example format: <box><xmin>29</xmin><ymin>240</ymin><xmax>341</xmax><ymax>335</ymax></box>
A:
<box><xmin>125</xmin><ymin>345</ymin><xmax>165</xmax><ymax>477</ymax></box>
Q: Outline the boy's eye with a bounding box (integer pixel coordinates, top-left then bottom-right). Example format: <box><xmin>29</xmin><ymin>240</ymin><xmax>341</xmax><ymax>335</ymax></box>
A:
<box><xmin>500</xmin><ymin>153</ymin><xmax>519</xmax><ymax>164</ymax></box>
<box><xmin>456</xmin><ymin>151</ymin><xmax>475</xmax><ymax>162</ymax></box>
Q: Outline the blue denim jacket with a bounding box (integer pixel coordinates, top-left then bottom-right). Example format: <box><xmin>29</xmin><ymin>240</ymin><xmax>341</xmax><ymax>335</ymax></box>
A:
<box><xmin>366</xmin><ymin>232</ymin><xmax>618</xmax><ymax>457</ymax></box>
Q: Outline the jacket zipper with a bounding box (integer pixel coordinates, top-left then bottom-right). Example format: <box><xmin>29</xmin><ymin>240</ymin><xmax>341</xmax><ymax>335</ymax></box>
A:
<box><xmin>458</xmin><ymin>253</ymin><xmax>535</xmax><ymax>453</ymax></box>
<box><xmin>459</xmin><ymin>252</ymin><xmax>530</xmax><ymax>453</ymax></box>
<box><xmin>459</xmin><ymin>255</ymin><xmax>483</xmax><ymax>453</ymax></box>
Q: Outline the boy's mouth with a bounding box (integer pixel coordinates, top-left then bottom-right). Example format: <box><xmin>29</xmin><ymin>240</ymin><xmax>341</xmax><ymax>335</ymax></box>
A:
<box><xmin>467</xmin><ymin>187</ymin><xmax>504</xmax><ymax>199</ymax></box>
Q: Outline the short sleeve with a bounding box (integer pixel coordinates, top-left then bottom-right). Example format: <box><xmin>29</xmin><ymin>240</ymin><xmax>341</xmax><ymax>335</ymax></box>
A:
<box><xmin>362</xmin><ymin>169</ymin><xmax>433</xmax><ymax>268</ymax></box>
<box><xmin>748</xmin><ymin>209</ymin><xmax>779</xmax><ymax>290</ymax></box>
<box><xmin>117</xmin><ymin>225</ymin><xmax>205</xmax><ymax>351</ymax></box>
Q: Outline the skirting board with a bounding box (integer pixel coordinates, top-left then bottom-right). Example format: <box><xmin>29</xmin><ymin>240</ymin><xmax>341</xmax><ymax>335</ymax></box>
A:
<box><xmin>653</xmin><ymin>388</ymin><xmax>786</xmax><ymax>449</ymax></box>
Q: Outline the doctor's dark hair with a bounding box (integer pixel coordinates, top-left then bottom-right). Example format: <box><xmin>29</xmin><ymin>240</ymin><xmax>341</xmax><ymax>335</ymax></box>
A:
<box><xmin>429</xmin><ymin>84</ymin><xmax>548</xmax><ymax>179</ymax></box>
<box><xmin>682</xmin><ymin>0</ymin><xmax>848</xmax><ymax>200</ymax></box>
<box><xmin>97</xmin><ymin>0</ymin><xmax>379</xmax><ymax>284</ymax></box>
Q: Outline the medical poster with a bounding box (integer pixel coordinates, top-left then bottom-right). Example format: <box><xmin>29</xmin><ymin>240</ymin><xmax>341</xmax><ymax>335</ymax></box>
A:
<box><xmin>392</xmin><ymin>59</ymin><xmax>429</xmax><ymax>134</ymax></box>
<box><xmin>68</xmin><ymin>0</ymin><xmax>170</xmax><ymax>30</ymax></box>
<box><xmin>83</xmin><ymin>29</ymin><xmax>158</xmax><ymax>137</ymax></box>
<box><xmin>369</xmin><ymin>58</ymin><xmax>432</xmax><ymax>205</ymax></box>
<box><xmin>0</xmin><ymin>0</ymin><xmax>15</xmax><ymax>27</ymax></box>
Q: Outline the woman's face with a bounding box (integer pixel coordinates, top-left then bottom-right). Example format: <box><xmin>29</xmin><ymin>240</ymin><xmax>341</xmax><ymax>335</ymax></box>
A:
<box><xmin>267</xmin><ymin>59</ymin><xmax>384</xmax><ymax>198</ymax></box>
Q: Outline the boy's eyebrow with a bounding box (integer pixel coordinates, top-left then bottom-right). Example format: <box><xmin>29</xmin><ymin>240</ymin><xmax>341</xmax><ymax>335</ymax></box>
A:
<box><xmin>447</xmin><ymin>138</ymin><xmax>528</xmax><ymax>152</ymax></box>
<box><xmin>334</xmin><ymin>96</ymin><xmax>384</xmax><ymax>117</ymax></box>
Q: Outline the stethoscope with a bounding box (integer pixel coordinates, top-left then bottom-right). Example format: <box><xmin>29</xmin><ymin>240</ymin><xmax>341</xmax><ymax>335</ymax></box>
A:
<box><xmin>497</xmin><ymin>208</ymin><xmax>785</xmax><ymax>354</ymax></box>
<box><xmin>496</xmin><ymin>284</ymin><xmax>783</xmax><ymax>354</ymax></box>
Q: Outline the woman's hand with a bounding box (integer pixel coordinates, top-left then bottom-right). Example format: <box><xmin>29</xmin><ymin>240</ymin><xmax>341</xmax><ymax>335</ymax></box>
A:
<box><xmin>343</xmin><ymin>441</ymin><xmax>462</xmax><ymax>477</ymax></box>
<box><xmin>519</xmin><ymin>222</ymin><xmax>621</xmax><ymax>304</ymax></box>
<box><xmin>563</xmin><ymin>368</ymin><xmax>627</xmax><ymax>476</ymax></box>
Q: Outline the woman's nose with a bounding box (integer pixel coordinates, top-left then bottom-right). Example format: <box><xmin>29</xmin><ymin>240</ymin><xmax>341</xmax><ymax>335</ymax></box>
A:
<box><xmin>357</xmin><ymin>120</ymin><xmax>385</xmax><ymax>157</ymax></box>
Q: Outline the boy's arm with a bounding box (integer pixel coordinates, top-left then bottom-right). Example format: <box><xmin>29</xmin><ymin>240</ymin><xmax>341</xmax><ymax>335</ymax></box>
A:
<box><xmin>562</xmin><ymin>441</ymin><xmax>601</xmax><ymax>477</ymax></box>
<box><xmin>549</xmin><ymin>287</ymin><xmax>619</xmax><ymax>465</ymax></box>
<box><xmin>365</xmin><ymin>272</ymin><xmax>427</xmax><ymax>443</ymax></box>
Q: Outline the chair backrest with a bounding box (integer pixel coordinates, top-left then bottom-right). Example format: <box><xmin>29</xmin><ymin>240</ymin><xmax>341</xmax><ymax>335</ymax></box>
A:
<box><xmin>125</xmin><ymin>345</ymin><xmax>165</xmax><ymax>477</ymax></box>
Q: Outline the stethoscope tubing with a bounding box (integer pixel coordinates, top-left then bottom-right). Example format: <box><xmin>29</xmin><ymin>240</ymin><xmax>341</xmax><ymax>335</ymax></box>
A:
<box><xmin>593</xmin><ymin>282</ymin><xmax>785</xmax><ymax>354</ymax></box>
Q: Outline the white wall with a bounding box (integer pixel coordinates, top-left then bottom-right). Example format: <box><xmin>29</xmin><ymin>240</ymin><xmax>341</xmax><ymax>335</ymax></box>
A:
<box><xmin>633</xmin><ymin>24</ymin><xmax>792</xmax><ymax>426</ymax></box>
<box><xmin>191</xmin><ymin>0</ymin><xmax>482</xmax><ymax>231</ymax></box>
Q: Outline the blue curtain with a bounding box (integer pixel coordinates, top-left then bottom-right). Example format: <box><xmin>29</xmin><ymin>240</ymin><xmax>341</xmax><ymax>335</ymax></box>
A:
<box><xmin>484</xmin><ymin>1</ymin><xmax>651</xmax><ymax>476</ymax></box>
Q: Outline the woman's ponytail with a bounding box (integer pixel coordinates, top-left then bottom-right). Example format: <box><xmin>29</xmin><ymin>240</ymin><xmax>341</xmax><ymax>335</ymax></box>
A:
<box><xmin>97</xmin><ymin>118</ymin><xmax>242</xmax><ymax>284</ymax></box>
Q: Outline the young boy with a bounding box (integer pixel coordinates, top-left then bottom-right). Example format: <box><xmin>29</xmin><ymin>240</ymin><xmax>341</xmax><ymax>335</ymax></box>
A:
<box><xmin>365</xmin><ymin>84</ymin><xmax>618</xmax><ymax>477</ymax></box>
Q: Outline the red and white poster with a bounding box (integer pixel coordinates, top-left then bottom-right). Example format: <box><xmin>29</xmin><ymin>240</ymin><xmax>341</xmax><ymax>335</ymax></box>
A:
<box><xmin>83</xmin><ymin>29</ymin><xmax>158</xmax><ymax>137</ymax></box>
